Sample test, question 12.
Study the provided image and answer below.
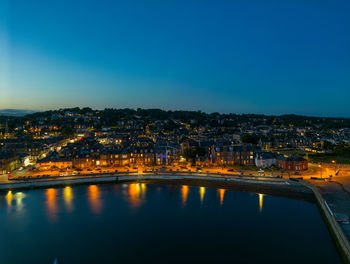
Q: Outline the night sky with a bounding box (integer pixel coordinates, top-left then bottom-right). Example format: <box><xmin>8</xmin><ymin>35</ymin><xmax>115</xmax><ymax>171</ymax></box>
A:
<box><xmin>1</xmin><ymin>0</ymin><xmax>349</xmax><ymax>117</ymax></box>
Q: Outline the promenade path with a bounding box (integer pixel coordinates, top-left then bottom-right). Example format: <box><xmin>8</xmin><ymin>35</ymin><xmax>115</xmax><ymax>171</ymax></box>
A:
<box><xmin>0</xmin><ymin>171</ymin><xmax>288</xmax><ymax>185</ymax></box>
<box><xmin>309</xmin><ymin>172</ymin><xmax>350</xmax><ymax>246</ymax></box>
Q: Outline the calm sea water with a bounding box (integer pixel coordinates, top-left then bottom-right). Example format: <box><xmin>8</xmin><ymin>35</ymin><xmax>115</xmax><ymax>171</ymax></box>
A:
<box><xmin>0</xmin><ymin>183</ymin><xmax>341</xmax><ymax>264</ymax></box>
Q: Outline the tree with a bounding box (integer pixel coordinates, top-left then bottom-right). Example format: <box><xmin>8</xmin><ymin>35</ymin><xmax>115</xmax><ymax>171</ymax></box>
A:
<box><xmin>182</xmin><ymin>146</ymin><xmax>207</xmax><ymax>163</ymax></box>
<box><xmin>61</xmin><ymin>127</ymin><xmax>74</xmax><ymax>137</ymax></box>
<box><xmin>241</xmin><ymin>134</ymin><xmax>260</xmax><ymax>145</ymax></box>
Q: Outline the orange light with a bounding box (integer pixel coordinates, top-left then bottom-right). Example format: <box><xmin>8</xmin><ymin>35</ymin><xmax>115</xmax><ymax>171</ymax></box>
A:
<box><xmin>218</xmin><ymin>189</ymin><xmax>225</xmax><ymax>206</ymax></box>
<box><xmin>182</xmin><ymin>185</ymin><xmax>189</xmax><ymax>206</ymax></box>
<box><xmin>46</xmin><ymin>188</ymin><xmax>58</xmax><ymax>221</ymax></box>
<box><xmin>199</xmin><ymin>187</ymin><xmax>205</xmax><ymax>204</ymax></box>
<box><xmin>63</xmin><ymin>186</ymin><xmax>74</xmax><ymax>211</ymax></box>
<box><xmin>88</xmin><ymin>185</ymin><xmax>101</xmax><ymax>214</ymax></box>
<box><xmin>5</xmin><ymin>191</ymin><xmax>13</xmax><ymax>207</ymax></box>
<box><xmin>258</xmin><ymin>193</ymin><xmax>264</xmax><ymax>212</ymax></box>
<box><xmin>128</xmin><ymin>183</ymin><xmax>143</xmax><ymax>208</ymax></box>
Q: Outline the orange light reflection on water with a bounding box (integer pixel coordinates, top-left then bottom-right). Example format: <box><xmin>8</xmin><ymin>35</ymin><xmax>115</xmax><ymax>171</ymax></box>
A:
<box><xmin>46</xmin><ymin>188</ymin><xmax>58</xmax><ymax>221</ymax></box>
<box><xmin>181</xmin><ymin>185</ymin><xmax>189</xmax><ymax>206</ymax></box>
<box><xmin>63</xmin><ymin>186</ymin><xmax>74</xmax><ymax>211</ymax></box>
<box><xmin>199</xmin><ymin>187</ymin><xmax>205</xmax><ymax>204</ymax></box>
<box><xmin>140</xmin><ymin>183</ymin><xmax>146</xmax><ymax>199</ymax></box>
<box><xmin>5</xmin><ymin>191</ymin><xmax>13</xmax><ymax>208</ymax></box>
<box><xmin>128</xmin><ymin>183</ymin><xmax>146</xmax><ymax>209</ymax></box>
<box><xmin>258</xmin><ymin>193</ymin><xmax>264</xmax><ymax>212</ymax></box>
<box><xmin>88</xmin><ymin>185</ymin><xmax>101</xmax><ymax>214</ymax></box>
<box><xmin>5</xmin><ymin>191</ymin><xmax>26</xmax><ymax>211</ymax></box>
<box><xmin>218</xmin><ymin>189</ymin><xmax>225</xmax><ymax>206</ymax></box>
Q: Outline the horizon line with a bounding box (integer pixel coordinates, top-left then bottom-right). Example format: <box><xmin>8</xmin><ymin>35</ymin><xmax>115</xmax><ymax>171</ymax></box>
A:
<box><xmin>1</xmin><ymin>108</ymin><xmax>349</xmax><ymax>119</ymax></box>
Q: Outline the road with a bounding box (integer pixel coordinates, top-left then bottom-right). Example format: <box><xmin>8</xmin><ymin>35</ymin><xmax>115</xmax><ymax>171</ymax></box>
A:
<box><xmin>0</xmin><ymin>175</ymin><xmax>8</xmax><ymax>184</ymax></box>
<box><xmin>0</xmin><ymin>169</ymin><xmax>289</xmax><ymax>187</ymax></box>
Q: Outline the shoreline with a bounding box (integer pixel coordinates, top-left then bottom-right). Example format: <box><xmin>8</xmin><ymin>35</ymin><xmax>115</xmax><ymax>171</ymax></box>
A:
<box><xmin>0</xmin><ymin>172</ymin><xmax>315</xmax><ymax>203</ymax></box>
<box><xmin>301</xmin><ymin>181</ymin><xmax>350</xmax><ymax>264</ymax></box>
<box><xmin>0</xmin><ymin>173</ymin><xmax>307</xmax><ymax>195</ymax></box>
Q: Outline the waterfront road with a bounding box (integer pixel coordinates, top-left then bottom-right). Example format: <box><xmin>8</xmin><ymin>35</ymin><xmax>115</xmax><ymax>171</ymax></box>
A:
<box><xmin>0</xmin><ymin>175</ymin><xmax>8</xmax><ymax>184</ymax></box>
<box><xmin>0</xmin><ymin>171</ymin><xmax>286</xmax><ymax>185</ymax></box>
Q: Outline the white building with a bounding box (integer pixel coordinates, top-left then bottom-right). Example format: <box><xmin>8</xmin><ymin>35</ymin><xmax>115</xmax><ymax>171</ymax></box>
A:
<box><xmin>255</xmin><ymin>152</ymin><xmax>277</xmax><ymax>168</ymax></box>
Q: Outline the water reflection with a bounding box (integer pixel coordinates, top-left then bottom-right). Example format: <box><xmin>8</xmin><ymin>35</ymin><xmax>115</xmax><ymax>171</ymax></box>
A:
<box><xmin>128</xmin><ymin>183</ymin><xmax>146</xmax><ymax>208</ymax></box>
<box><xmin>218</xmin><ymin>189</ymin><xmax>225</xmax><ymax>206</ymax></box>
<box><xmin>258</xmin><ymin>193</ymin><xmax>264</xmax><ymax>212</ymax></box>
<box><xmin>5</xmin><ymin>191</ymin><xmax>26</xmax><ymax>211</ymax></box>
<box><xmin>181</xmin><ymin>185</ymin><xmax>189</xmax><ymax>206</ymax></box>
<box><xmin>46</xmin><ymin>188</ymin><xmax>58</xmax><ymax>221</ymax></box>
<box><xmin>63</xmin><ymin>186</ymin><xmax>74</xmax><ymax>212</ymax></box>
<box><xmin>88</xmin><ymin>185</ymin><xmax>101</xmax><ymax>214</ymax></box>
<box><xmin>15</xmin><ymin>192</ymin><xmax>25</xmax><ymax>211</ymax></box>
<box><xmin>199</xmin><ymin>187</ymin><xmax>205</xmax><ymax>204</ymax></box>
<box><xmin>140</xmin><ymin>183</ymin><xmax>147</xmax><ymax>198</ymax></box>
<box><xmin>5</xmin><ymin>191</ymin><xmax>13</xmax><ymax>208</ymax></box>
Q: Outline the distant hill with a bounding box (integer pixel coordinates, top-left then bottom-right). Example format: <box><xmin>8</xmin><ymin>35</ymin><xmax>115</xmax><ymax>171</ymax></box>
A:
<box><xmin>0</xmin><ymin>109</ymin><xmax>38</xmax><ymax>117</ymax></box>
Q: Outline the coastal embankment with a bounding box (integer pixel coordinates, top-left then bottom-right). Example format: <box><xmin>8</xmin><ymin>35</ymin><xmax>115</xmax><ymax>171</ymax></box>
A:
<box><xmin>0</xmin><ymin>173</ymin><xmax>313</xmax><ymax>201</ymax></box>
<box><xmin>301</xmin><ymin>181</ymin><xmax>350</xmax><ymax>264</ymax></box>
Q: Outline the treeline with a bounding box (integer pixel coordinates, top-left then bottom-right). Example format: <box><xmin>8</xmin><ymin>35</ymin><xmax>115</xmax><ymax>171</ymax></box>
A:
<box><xmin>1</xmin><ymin>107</ymin><xmax>350</xmax><ymax>129</ymax></box>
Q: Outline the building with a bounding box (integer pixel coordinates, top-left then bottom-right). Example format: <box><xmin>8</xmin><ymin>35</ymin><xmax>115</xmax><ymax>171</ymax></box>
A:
<box><xmin>211</xmin><ymin>145</ymin><xmax>256</xmax><ymax>166</ymax></box>
<box><xmin>0</xmin><ymin>151</ymin><xmax>21</xmax><ymax>174</ymax></box>
<box><xmin>254</xmin><ymin>151</ymin><xmax>277</xmax><ymax>168</ymax></box>
<box><xmin>37</xmin><ymin>157</ymin><xmax>73</xmax><ymax>170</ymax></box>
<box><xmin>276</xmin><ymin>156</ymin><xmax>308</xmax><ymax>171</ymax></box>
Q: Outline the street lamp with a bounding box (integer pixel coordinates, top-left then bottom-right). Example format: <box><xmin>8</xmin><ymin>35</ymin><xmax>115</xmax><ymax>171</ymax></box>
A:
<box><xmin>318</xmin><ymin>164</ymin><xmax>322</xmax><ymax>178</ymax></box>
<box><xmin>332</xmin><ymin>160</ymin><xmax>337</xmax><ymax>176</ymax></box>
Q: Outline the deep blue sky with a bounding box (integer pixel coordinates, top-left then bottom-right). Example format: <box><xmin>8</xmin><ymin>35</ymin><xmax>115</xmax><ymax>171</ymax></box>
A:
<box><xmin>1</xmin><ymin>0</ymin><xmax>349</xmax><ymax>117</ymax></box>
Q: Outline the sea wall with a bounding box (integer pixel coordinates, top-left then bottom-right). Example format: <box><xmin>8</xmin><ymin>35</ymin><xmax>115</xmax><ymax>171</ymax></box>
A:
<box><xmin>0</xmin><ymin>174</ymin><xmax>291</xmax><ymax>192</ymax></box>
<box><xmin>301</xmin><ymin>181</ymin><xmax>350</xmax><ymax>264</ymax></box>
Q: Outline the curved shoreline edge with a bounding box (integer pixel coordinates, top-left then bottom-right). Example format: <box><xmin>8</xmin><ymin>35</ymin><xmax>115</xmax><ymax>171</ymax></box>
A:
<box><xmin>0</xmin><ymin>173</ymin><xmax>349</xmax><ymax>263</ymax></box>
<box><xmin>0</xmin><ymin>174</ymin><xmax>308</xmax><ymax>197</ymax></box>
<box><xmin>300</xmin><ymin>181</ymin><xmax>350</xmax><ymax>264</ymax></box>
